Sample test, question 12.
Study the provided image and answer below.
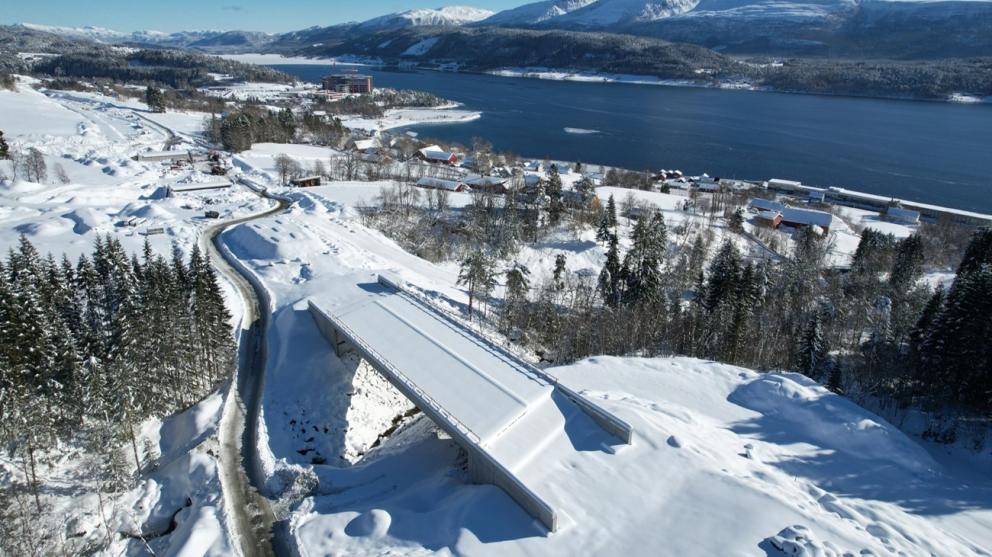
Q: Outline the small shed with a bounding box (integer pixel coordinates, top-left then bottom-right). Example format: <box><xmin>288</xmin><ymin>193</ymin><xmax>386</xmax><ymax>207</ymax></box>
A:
<box><xmin>291</xmin><ymin>176</ymin><xmax>322</xmax><ymax>188</ymax></box>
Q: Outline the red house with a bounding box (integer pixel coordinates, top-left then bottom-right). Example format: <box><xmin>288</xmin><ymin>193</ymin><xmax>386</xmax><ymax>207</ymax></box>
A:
<box><xmin>416</xmin><ymin>146</ymin><xmax>458</xmax><ymax>166</ymax></box>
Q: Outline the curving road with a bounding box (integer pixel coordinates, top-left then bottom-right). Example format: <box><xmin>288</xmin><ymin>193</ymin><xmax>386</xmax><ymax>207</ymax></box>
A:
<box><xmin>201</xmin><ymin>183</ymin><xmax>290</xmax><ymax>557</ymax></box>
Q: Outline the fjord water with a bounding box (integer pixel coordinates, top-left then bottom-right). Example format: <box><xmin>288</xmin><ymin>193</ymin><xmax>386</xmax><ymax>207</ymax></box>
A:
<box><xmin>275</xmin><ymin>64</ymin><xmax>992</xmax><ymax>213</ymax></box>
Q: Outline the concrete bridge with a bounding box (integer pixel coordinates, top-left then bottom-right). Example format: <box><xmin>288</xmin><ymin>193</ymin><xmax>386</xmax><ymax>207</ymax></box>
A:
<box><xmin>307</xmin><ymin>275</ymin><xmax>633</xmax><ymax>532</ymax></box>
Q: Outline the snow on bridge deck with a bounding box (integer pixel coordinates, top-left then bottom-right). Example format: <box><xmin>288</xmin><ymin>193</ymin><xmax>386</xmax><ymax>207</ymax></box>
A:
<box><xmin>307</xmin><ymin>275</ymin><xmax>633</xmax><ymax>532</ymax></box>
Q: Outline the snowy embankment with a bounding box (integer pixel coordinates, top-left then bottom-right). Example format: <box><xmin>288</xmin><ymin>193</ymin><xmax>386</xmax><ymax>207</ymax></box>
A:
<box><xmin>487</xmin><ymin>67</ymin><xmax>760</xmax><ymax>91</ymax></box>
<box><xmin>339</xmin><ymin>106</ymin><xmax>481</xmax><ymax>133</ymax></box>
<box><xmin>205</xmin><ymin>165</ymin><xmax>992</xmax><ymax>556</ymax></box>
<box><xmin>288</xmin><ymin>355</ymin><xmax>992</xmax><ymax>556</ymax></box>
<box><xmin>219</xmin><ymin>53</ymin><xmax>382</xmax><ymax>67</ymax></box>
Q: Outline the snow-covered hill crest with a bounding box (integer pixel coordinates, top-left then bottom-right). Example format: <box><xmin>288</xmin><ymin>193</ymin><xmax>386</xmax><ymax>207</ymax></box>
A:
<box><xmin>479</xmin><ymin>0</ymin><xmax>599</xmax><ymax>24</ymax></box>
<box><xmin>558</xmin><ymin>0</ymin><xmax>704</xmax><ymax>24</ymax></box>
<box><xmin>359</xmin><ymin>6</ymin><xmax>496</xmax><ymax>29</ymax></box>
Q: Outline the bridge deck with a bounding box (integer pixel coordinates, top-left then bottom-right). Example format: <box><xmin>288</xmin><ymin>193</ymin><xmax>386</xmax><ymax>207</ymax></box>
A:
<box><xmin>326</xmin><ymin>281</ymin><xmax>553</xmax><ymax>444</ymax></box>
<box><xmin>307</xmin><ymin>275</ymin><xmax>634</xmax><ymax>532</ymax></box>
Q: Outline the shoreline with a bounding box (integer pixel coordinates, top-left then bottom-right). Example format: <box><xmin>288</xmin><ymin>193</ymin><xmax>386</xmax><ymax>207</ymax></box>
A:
<box><xmin>218</xmin><ymin>54</ymin><xmax>991</xmax><ymax>217</ymax></box>
<box><xmin>220</xmin><ymin>53</ymin><xmax>992</xmax><ymax>105</ymax></box>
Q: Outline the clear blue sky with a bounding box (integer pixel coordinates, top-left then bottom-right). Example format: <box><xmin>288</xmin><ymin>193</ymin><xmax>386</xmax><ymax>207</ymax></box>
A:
<box><xmin>5</xmin><ymin>1</ymin><xmax>523</xmax><ymax>33</ymax></box>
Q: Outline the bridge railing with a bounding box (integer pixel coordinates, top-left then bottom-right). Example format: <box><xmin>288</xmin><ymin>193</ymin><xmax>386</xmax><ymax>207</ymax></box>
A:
<box><xmin>377</xmin><ymin>274</ymin><xmax>635</xmax><ymax>445</ymax></box>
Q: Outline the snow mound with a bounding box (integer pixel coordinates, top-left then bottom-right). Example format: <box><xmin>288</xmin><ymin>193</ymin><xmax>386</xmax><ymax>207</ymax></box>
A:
<box><xmin>222</xmin><ymin>223</ymin><xmax>288</xmax><ymax>261</ymax></box>
<box><xmin>728</xmin><ymin>373</ymin><xmax>937</xmax><ymax>473</ymax></box>
<box><xmin>764</xmin><ymin>524</ymin><xmax>838</xmax><ymax>557</ymax></box>
<box><xmin>344</xmin><ymin>509</ymin><xmax>392</xmax><ymax>538</ymax></box>
<box><xmin>61</xmin><ymin>207</ymin><xmax>107</xmax><ymax>235</ymax></box>
<box><xmin>15</xmin><ymin>218</ymin><xmax>73</xmax><ymax>237</ymax></box>
<box><xmin>119</xmin><ymin>202</ymin><xmax>176</xmax><ymax>221</ymax></box>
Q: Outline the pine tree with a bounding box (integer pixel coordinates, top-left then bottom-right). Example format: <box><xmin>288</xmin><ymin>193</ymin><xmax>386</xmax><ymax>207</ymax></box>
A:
<box><xmin>605</xmin><ymin>194</ymin><xmax>618</xmax><ymax>230</ymax></box>
<box><xmin>622</xmin><ymin>212</ymin><xmax>666</xmax><ymax>306</ymax></box>
<box><xmin>957</xmin><ymin>227</ymin><xmax>992</xmax><ymax>276</ymax></box>
<box><xmin>704</xmin><ymin>240</ymin><xmax>743</xmax><ymax>312</ymax></box>
<box><xmin>145</xmin><ymin>86</ymin><xmax>166</xmax><ymax>113</ymax></box>
<box><xmin>910</xmin><ymin>286</ymin><xmax>944</xmax><ymax>360</ymax></box>
<box><xmin>458</xmin><ymin>253</ymin><xmax>496</xmax><ymax>320</ymax></box>
<box><xmin>598</xmin><ymin>234</ymin><xmax>623</xmax><ymax>308</ymax></box>
<box><xmin>729</xmin><ymin>207</ymin><xmax>745</xmax><ymax>233</ymax></box>
<box><xmin>552</xmin><ymin>254</ymin><xmax>568</xmax><ymax>291</ymax></box>
<box><xmin>596</xmin><ymin>211</ymin><xmax>612</xmax><ymax>246</ymax></box>
<box><xmin>889</xmin><ymin>234</ymin><xmax>925</xmax><ymax>291</ymax></box>
<box><xmin>797</xmin><ymin>311</ymin><xmax>826</xmax><ymax>378</ymax></box>
<box><xmin>546</xmin><ymin>164</ymin><xmax>564</xmax><ymax>223</ymax></box>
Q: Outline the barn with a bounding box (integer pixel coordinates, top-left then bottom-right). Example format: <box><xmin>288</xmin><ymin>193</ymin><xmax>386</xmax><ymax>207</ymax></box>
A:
<box><xmin>417</xmin><ymin>146</ymin><xmax>458</xmax><ymax>165</ymax></box>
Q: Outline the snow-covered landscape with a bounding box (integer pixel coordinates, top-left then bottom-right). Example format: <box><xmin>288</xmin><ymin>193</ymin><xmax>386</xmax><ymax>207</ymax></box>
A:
<box><xmin>1</xmin><ymin>72</ymin><xmax>990</xmax><ymax>556</ymax></box>
<box><xmin>3</xmin><ymin>1</ymin><xmax>992</xmax><ymax>555</ymax></box>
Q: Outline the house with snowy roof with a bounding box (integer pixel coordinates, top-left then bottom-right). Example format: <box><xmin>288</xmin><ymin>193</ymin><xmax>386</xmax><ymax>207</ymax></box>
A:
<box><xmin>415</xmin><ymin>177</ymin><xmax>466</xmax><ymax>192</ymax></box>
<box><xmin>416</xmin><ymin>146</ymin><xmax>458</xmax><ymax>165</ymax></box>
<box><xmin>749</xmin><ymin>198</ymin><xmax>786</xmax><ymax>213</ymax></box>
<box><xmin>885</xmin><ymin>206</ymin><xmax>921</xmax><ymax>225</ymax></box>
<box><xmin>780</xmin><ymin>207</ymin><xmax>833</xmax><ymax>234</ymax></box>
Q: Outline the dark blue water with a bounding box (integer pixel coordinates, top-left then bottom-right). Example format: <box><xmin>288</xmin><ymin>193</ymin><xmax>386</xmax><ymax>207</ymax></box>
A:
<box><xmin>274</xmin><ymin>64</ymin><xmax>992</xmax><ymax>213</ymax></box>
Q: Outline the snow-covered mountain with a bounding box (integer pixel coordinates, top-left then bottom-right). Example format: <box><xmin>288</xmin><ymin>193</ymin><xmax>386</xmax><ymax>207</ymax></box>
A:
<box><xmin>358</xmin><ymin>6</ymin><xmax>495</xmax><ymax>29</ymax></box>
<box><xmin>555</xmin><ymin>0</ymin><xmax>704</xmax><ymax>25</ymax></box>
<box><xmin>479</xmin><ymin>0</ymin><xmax>598</xmax><ymax>25</ymax></box>
<box><xmin>484</xmin><ymin>0</ymin><xmax>986</xmax><ymax>28</ymax></box>
<box><xmin>16</xmin><ymin>23</ymin><xmax>257</xmax><ymax>49</ymax></box>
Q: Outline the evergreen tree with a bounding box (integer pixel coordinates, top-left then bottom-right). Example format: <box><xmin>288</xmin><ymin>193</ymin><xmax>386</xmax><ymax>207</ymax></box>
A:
<box><xmin>605</xmin><ymin>194</ymin><xmax>618</xmax><ymax>230</ymax></box>
<box><xmin>957</xmin><ymin>227</ymin><xmax>992</xmax><ymax>276</ymax></box>
<box><xmin>598</xmin><ymin>234</ymin><xmax>623</xmax><ymax>308</ymax></box>
<box><xmin>889</xmin><ymin>235</ymin><xmax>925</xmax><ymax>291</ymax></box>
<box><xmin>910</xmin><ymin>286</ymin><xmax>944</xmax><ymax>359</ymax></box>
<box><xmin>552</xmin><ymin>254</ymin><xmax>568</xmax><ymax>291</ymax></box>
<box><xmin>797</xmin><ymin>311</ymin><xmax>827</xmax><ymax>378</ymax></box>
<box><xmin>145</xmin><ymin>86</ymin><xmax>166</xmax><ymax>113</ymax></box>
<box><xmin>457</xmin><ymin>253</ymin><xmax>496</xmax><ymax>320</ymax></box>
<box><xmin>729</xmin><ymin>207</ymin><xmax>745</xmax><ymax>233</ymax></box>
<box><xmin>704</xmin><ymin>240</ymin><xmax>744</xmax><ymax>312</ymax></box>
<box><xmin>546</xmin><ymin>164</ymin><xmax>564</xmax><ymax>222</ymax></box>
<box><xmin>622</xmin><ymin>212</ymin><xmax>666</xmax><ymax>306</ymax></box>
<box><xmin>596</xmin><ymin>211</ymin><xmax>612</xmax><ymax>246</ymax></box>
